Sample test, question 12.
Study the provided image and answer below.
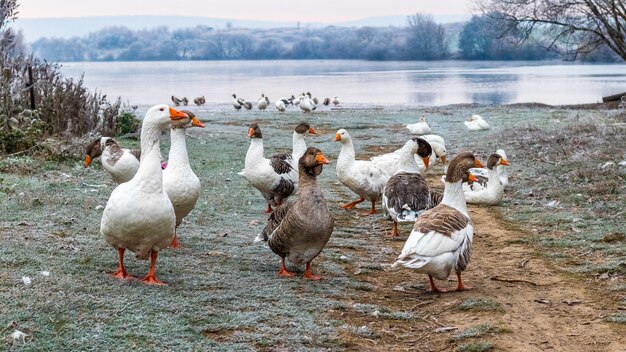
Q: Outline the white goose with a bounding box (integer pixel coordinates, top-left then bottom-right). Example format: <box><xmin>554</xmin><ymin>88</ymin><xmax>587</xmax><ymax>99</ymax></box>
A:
<box><xmin>232</xmin><ymin>94</ymin><xmax>244</xmax><ymax>111</ymax></box>
<box><xmin>239</xmin><ymin>122</ymin><xmax>316</xmax><ymax>212</ymax></box>
<box><xmin>100</xmin><ymin>104</ymin><xmax>189</xmax><ymax>285</ymax></box>
<box><xmin>392</xmin><ymin>152</ymin><xmax>483</xmax><ymax>293</ymax></box>
<box><xmin>84</xmin><ymin>137</ymin><xmax>140</xmax><ymax>184</ymax></box>
<box><xmin>495</xmin><ymin>149</ymin><xmax>509</xmax><ymax>188</ymax></box>
<box><xmin>275</xmin><ymin>97</ymin><xmax>291</xmax><ymax>112</ymax></box>
<box><xmin>370</xmin><ymin>140</ymin><xmax>447</xmax><ymax>177</ymax></box>
<box><xmin>406</xmin><ymin>116</ymin><xmax>432</xmax><ymax>135</ymax></box>
<box><xmin>464</xmin><ymin>114</ymin><xmax>490</xmax><ymax>131</ymax></box>
<box><xmin>299</xmin><ymin>93</ymin><xmax>316</xmax><ymax>113</ymax></box>
<box><xmin>163</xmin><ymin>111</ymin><xmax>205</xmax><ymax>248</ymax></box>
<box><xmin>382</xmin><ymin>138</ymin><xmax>441</xmax><ymax>237</ymax></box>
<box><xmin>257</xmin><ymin>94</ymin><xmax>269</xmax><ymax>111</ymax></box>
<box><xmin>334</xmin><ymin>129</ymin><xmax>388</xmax><ymax>215</ymax></box>
<box><xmin>463</xmin><ymin>149</ymin><xmax>509</xmax><ymax>190</ymax></box>
<box><xmin>463</xmin><ymin>153</ymin><xmax>509</xmax><ymax>205</ymax></box>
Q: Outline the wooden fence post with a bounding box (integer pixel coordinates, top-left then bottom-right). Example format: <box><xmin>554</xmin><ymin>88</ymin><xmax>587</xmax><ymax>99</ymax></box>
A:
<box><xmin>27</xmin><ymin>66</ymin><xmax>35</xmax><ymax>109</ymax></box>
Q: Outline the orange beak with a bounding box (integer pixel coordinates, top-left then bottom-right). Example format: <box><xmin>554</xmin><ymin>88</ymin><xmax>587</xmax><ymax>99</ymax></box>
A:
<box><xmin>474</xmin><ymin>159</ymin><xmax>484</xmax><ymax>168</ymax></box>
<box><xmin>316</xmin><ymin>152</ymin><xmax>330</xmax><ymax>164</ymax></box>
<box><xmin>421</xmin><ymin>156</ymin><xmax>430</xmax><ymax>169</ymax></box>
<box><xmin>84</xmin><ymin>155</ymin><xmax>92</xmax><ymax>168</ymax></box>
<box><xmin>191</xmin><ymin>116</ymin><xmax>205</xmax><ymax>128</ymax></box>
<box><xmin>440</xmin><ymin>155</ymin><xmax>446</xmax><ymax>164</ymax></box>
<box><xmin>334</xmin><ymin>133</ymin><xmax>341</xmax><ymax>142</ymax></box>
<box><xmin>309</xmin><ymin>127</ymin><xmax>318</xmax><ymax>135</ymax></box>
<box><xmin>468</xmin><ymin>172</ymin><xmax>479</xmax><ymax>182</ymax></box>
<box><xmin>169</xmin><ymin>107</ymin><xmax>189</xmax><ymax>121</ymax></box>
<box><xmin>500</xmin><ymin>158</ymin><xmax>510</xmax><ymax>166</ymax></box>
<box><xmin>247</xmin><ymin>128</ymin><xmax>255</xmax><ymax>137</ymax></box>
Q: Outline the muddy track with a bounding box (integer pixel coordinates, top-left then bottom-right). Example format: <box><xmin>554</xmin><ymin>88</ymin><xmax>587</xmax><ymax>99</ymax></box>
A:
<box><xmin>328</xmin><ymin>192</ymin><xmax>626</xmax><ymax>351</ymax></box>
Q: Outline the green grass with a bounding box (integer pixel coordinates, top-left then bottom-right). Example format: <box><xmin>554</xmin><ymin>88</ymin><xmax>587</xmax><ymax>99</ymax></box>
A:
<box><xmin>1</xmin><ymin>103</ymin><xmax>625</xmax><ymax>350</ymax></box>
<box><xmin>457</xmin><ymin>341</ymin><xmax>495</xmax><ymax>352</ymax></box>
<box><xmin>450</xmin><ymin>325</ymin><xmax>507</xmax><ymax>341</ymax></box>
<box><xmin>457</xmin><ymin>298</ymin><xmax>503</xmax><ymax>312</ymax></box>
<box><xmin>606</xmin><ymin>314</ymin><xmax>626</xmax><ymax>324</ymax></box>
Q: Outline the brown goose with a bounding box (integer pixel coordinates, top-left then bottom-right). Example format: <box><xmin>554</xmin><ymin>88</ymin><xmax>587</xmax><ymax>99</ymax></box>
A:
<box><xmin>84</xmin><ymin>137</ymin><xmax>141</xmax><ymax>184</ymax></box>
<box><xmin>392</xmin><ymin>152</ymin><xmax>483</xmax><ymax>293</ymax></box>
<box><xmin>259</xmin><ymin>147</ymin><xmax>334</xmax><ymax>280</ymax></box>
<box><xmin>382</xmin><ymin>138</ymin><xmax>440</xmax><ymax>237</ymax></box>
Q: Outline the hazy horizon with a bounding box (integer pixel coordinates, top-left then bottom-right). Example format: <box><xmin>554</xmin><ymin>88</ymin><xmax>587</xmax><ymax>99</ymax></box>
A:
<box><xmin>17</xmin><ymin>0</ymin><xmax>474</xmax><ymax>23</ymax></box>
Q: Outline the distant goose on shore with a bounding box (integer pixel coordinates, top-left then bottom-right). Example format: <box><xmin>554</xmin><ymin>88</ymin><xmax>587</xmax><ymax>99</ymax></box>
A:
<box><xmin>194</xmin><ymin>96</ymin><xmax>205</xmax><ymax>106</ymax></box>
<box><xmin>300</xmin><ymin>92</ymin><xmax>316</xmax><ymax>113</ymax></box>
<box><xmin>171</xmin><ymin>95</ymin><xmax>182</xmax><ymax>106</ymax></box>
<box><xmin>258</xmin><ymin>94</ymin><xmax>269</xmax><ymax>111</ymax></box>
<box><xmin>406</xmin><ymin>116</ymin><xmax>431</xmax><ymax>135</ymax></box>
<box><xmin>332</xmin><ymin>96</ymin><xmax>340</xmax><ymax>106</ymax></box>
<box><xmin>465</xmin><ymin>114</ymin><xmax>490</xmax><ymax>131</ymax></box>
<box><xmin>181</xmin><ymin>97</ymin><xmax>189</xmax><ymax>106</ymax></box>
<box><xmin>275</xmin><ymin>98</ymin><xmax>287</xmax><ymax>112</ymax></box>
<box><xmin>232</xmin><ymin>94</ymin><xmax>244</xmax><ymax>111</ymax></box>
<box><xmin>323</xmin><ymin>97</ymin><xmax>330</xmax><ymax>106</ymax></box>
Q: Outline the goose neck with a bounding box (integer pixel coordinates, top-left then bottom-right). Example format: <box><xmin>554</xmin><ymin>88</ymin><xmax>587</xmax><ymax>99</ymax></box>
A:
<box><xmin>441</xmin><ymin>180</ymin><xmax>468</xmax><ymax>215</ymax></box>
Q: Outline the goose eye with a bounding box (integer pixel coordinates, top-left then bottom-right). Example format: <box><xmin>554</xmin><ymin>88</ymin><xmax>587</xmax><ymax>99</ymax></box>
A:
<box><xmin>159</xmin><ymin>107</ymin><xmax>164</xmax><ymax>111</ymax></box>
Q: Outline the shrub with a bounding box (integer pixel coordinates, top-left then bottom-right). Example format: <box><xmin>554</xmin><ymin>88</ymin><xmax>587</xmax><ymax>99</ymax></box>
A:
<box><xmin>115</xmin><ymin>111</ymin><xmax>141</xmax><ymax>136</ymax></box>
<box><xmin>0</xmin><ymin>1</ymin><xmax>122</xmax><ymax>156</ymax></box>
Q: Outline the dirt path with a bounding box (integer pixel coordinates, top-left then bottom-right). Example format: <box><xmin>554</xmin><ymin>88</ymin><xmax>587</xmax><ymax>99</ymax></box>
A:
<box><xmin>330</xmin><ymin>203</ymin><xmax>626</xmax><ymax>351</ymax></box>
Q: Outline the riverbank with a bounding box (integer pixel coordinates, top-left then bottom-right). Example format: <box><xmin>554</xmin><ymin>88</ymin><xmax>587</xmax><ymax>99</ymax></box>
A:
<box><xmin>1</xmin><ymin>103</ymin><xmax>624</xmax><ymax>350</ymax></box>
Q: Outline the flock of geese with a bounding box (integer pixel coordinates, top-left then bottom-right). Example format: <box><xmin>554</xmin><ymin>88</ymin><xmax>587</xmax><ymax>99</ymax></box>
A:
<box><xmin>84</xmin><ymin>103</ymin><xmax>509</xmax><ymax>292</ymax></box>
<box><xmin>233</xmin><ymin>93</ymin><xmax>340</xmax><ymax>113</ymax></box>
<box><xmin>171</xmin><ymin>93</ymin><xmax>340</xmax><ymax>113</ymax></box>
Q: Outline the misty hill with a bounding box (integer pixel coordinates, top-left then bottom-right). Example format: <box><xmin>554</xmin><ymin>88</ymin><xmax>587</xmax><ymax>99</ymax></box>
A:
<box><xmin>11</xmin><ymin>15</ymin><xmax>469</xmax><ymax>42</ymax></box>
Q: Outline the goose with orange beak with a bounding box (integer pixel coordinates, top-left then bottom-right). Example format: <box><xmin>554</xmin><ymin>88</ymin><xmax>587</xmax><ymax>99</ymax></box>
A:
<box><xmin>463</xmin><ymin>152</ymin><xmax>510</xmax><ymax>205</ymax></box>
<box><xmin>393</xmin><ymin>152</ymin><xmax>483</xmax><ymax>293</ymax></box>
<box><xmin>382</xmin><ymin>138</ymin><xmax>442</xmax><ymax>237</ymax></box>
<box><xmin>84</xmin><ymin>137</ymin><xmax>141</xmax><ymax>184</ymax></box>
<box><xmin>163</xmin><ymin>110</ymin><xmax>205</xmax><ymax>249</ymax></box>
<box><xmin>334</xmin><ymin>129</ymin><xmax>388</xmax><ymax>215</ymax></box>
<box><xmin>100</xmin><ymin>105</ymin><xmax>188</xmax><ymax>285</ymax></box>
<box><xmin>238</xmin><ymin>122</ymin><xmax>317</xmax><ymax>213</ymax></box>
<box><xmin>258</xmin><ymin>147</ymin><xmax>334</xmax><ymax>280</ymax></box>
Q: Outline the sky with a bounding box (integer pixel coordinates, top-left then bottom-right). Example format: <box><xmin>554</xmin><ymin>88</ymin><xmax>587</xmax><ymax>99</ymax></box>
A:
<box><xmin>17</xmin><ymin>0</ymin><xmax>475</xmax><ymax>23</ymax></box>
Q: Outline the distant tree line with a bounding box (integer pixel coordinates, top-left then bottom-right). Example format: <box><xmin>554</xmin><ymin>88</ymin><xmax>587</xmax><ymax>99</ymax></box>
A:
<box><xmin>29</xmin><ymin>13</ymin><xmax>621</xmax><ymax>62</ymax></box>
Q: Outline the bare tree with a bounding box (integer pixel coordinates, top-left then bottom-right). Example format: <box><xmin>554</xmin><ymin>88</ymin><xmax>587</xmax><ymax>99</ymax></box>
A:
<box><xmin>406</xmin><ymin>13</ymin><xmax>448</xmax><ymax>60</ymax></box>
<box><xmin>476</xmin><ymin>0</ymin><xmax>626</xmax><ymax>61</ymax></box>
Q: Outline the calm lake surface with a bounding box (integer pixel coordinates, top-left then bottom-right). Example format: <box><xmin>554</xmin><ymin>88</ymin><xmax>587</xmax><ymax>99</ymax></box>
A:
<box><xmin>59</xmin><ymin>60</ymin><xmax>626</xmax><ymax>107</ymax></box>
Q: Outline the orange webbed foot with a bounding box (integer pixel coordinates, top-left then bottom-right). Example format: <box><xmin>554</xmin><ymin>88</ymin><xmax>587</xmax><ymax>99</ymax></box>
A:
<box><xmin>428</xmin><ymin>275</ymin><xmax>448</xmax><ymax>293</ymax></box>
<box><xmin>303</xmin><ymin>271</ymin><xmax>322</xmax><ymax>280</ymax></box>
<box><xmin>278</xmin><ymin>257</ymin><xmax>295</xmax><ymax>277</ymax></box>
<box><xmin>455</xmin><ymin>272</ymin><xmax>471</xmax><ymax>291</ymax></box>
<box><xmin>168</xmin><ymin>233</ymin><xmax>181</xmax><ymax>249</ymax></box>
<box><xmin>140</xmin><ymin>275</ymin><xmax>167</xmax><ymax>285</ymax></box>
<box><xmin>110</xmin><ymin>269</ymin><xmax>134</xmax><ymax>280</ymax></box>
<box><xmin>278</xmin><ymin>268</ymin><xmax>296</xmax><ymax>277</ymax></box>
<box><xmin>303</xmin><ymin>262</ymin><xmax>322</xmax><ymax>280</ymax></box>
<box><xmin>167</xmin><ymin>233</ymin><xmax>181</xmax><ymax>249</ymax></box>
